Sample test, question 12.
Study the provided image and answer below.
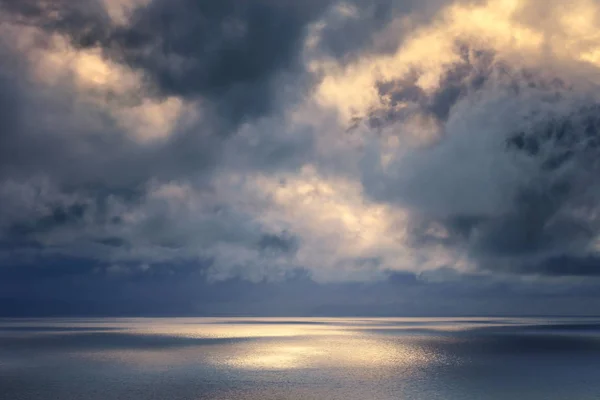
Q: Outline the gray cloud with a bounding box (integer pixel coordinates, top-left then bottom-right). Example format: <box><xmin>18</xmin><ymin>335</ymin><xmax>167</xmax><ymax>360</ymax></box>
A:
<box><xmin>1</xmin><ymin>0</ymin><xmax>335</xmax><ymax>125</ymax></box>
<box><xmin>360</xmin><ymin>46</ymin><xmax>600</xmax><ymax>277</ymax></box>
<box><xmin>368</xmin><ymin>46</ymin><xmax>496</xmax><ymax>128</ymax></box>
<box><xmin>258</xmin><ymin>232</ymin><xmax>299</xmax><ymax>255</ymax></box>
<box><xmin>2</xmin><ymin>0</ymin><xmax>600</xmax><ymax>319</ymax></box>
<box><xmin>0</xmin><ymin>0</ymin><xmax>341</xmax><ymax>275</ymax></box>
<box><xmin>521</xmin><ymin>255</ymin><xmax>600</xmax><ymax>276</ymax></box>
<box><xmin>110</xmin><ymin>0</ymin><xmax>331</xmax><ymax>120</ymax></box>
<box><xmin>2</xmin><ymin>262</ymin><xmax>599</xmax><ymax>316</ymax></box>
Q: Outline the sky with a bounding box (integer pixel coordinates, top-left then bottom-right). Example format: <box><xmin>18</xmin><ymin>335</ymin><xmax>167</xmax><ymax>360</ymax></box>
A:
<box><xmin>1</xmin><ymin>0</ymin><xmax>600</xmax><ymax>316</ymax></box>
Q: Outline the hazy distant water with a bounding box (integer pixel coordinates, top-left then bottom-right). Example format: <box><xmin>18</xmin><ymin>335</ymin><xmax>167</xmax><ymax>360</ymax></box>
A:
<box><xmin>1</xmin><ymin>318</ymin><xmax>600</xmax><ymax>400</ymax></box>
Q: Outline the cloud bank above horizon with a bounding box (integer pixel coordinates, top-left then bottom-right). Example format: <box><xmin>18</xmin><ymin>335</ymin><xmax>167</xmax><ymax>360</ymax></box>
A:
<box><xmin>3</xmin><ymin>0</ymin><xmax>600</xmax><ymax>302</ymax></box>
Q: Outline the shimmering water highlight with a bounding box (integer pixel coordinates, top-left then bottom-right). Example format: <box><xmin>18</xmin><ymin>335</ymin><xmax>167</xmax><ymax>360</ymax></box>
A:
<box><xmin>1</xmin><ymin>317</ymin><xmax>599</xmax><ymax>399</ymax></box>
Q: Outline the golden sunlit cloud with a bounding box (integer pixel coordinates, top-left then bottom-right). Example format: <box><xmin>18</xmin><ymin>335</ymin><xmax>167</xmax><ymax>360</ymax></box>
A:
<box><xmin>252</xmin><ymin>166</ymin><xmax>471</xmax><ymax>281</ymax></box>
<box><xmin>310</xmin><ymin>0</ymin><xmax>600</xmax><ymax>123</ymax></box>
<box><xmin>3</xmin><ymin>0</ymin><xmax>600</xmax><ymax>284</ymax></box>
<box><xmin>1</xmin><ymin>20</ymin><xmax>192</xmax><ymax>143</ymax></box>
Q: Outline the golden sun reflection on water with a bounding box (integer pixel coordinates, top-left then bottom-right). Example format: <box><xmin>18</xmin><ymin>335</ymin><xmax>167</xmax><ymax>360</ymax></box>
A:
<box><xmin>221</xmin><ymin>335</ymin><xmax>440</xmax><ymax>371</ymax></box>
<box><xmin>63</xmin><ymin>319</ymin><xmax>448</xmax><ymax>373</ymax></box>
<box><xmin>227</xmin><ymin>344</ymin><xmax>324</xmax><ymax>370</ymax></box>
<box><xmin>4</xmin><ymin>318</ymin><xmax>600</xmax><ymax>399</ymax></box>
<box><xmin>136</xmin><ymin>321</ymin><xmax>353</xmax><ymax>340</ymax></box>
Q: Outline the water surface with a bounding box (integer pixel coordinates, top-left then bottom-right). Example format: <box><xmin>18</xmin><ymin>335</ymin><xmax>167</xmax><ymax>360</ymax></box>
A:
<box><xmin>1</xmin><ymin>317</ymin><xmax>599</xmax><ymax>399</ymax></box>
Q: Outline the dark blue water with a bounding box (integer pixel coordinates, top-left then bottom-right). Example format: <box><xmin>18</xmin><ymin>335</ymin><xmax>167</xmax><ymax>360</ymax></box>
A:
<box><xmin>1</xmin><ymin>318</ymin><xmax>599</xmax><ymax>399</ymax></box>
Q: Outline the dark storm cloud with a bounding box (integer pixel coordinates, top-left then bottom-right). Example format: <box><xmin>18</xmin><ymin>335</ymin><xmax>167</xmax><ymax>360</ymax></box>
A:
<box><xmin>2</xmin><ymin>263</ymin><xmax>600</xmax><ymax>317</ymax></box>
<box><xmin>0</xmin><ymin>0</ymin><xmax>335</xmax><ymax>247</ymax></box>
<box><xmin>316</xmin><ymin>0</ymin><xmax>467</xmax><ymax>64</ymax></box>
<box><xmin>1</xmin><ymin>0</ymin><xmax>335</xmax><ymax>124</ymax></box>
<box><xmin>0</xmin><ymin>59</ymin><xmax>213</xmax><ymax>190</ymax></box>
<box><xmin>0</xmin><ymin>0</ymin><xmax>333</xmax><ymax>274</ymax></box>
<box><xmin>515</xmin><ymin>255</ymin><xmax>600</xmax><ymax>276</ymax></box>
<box><xmin>0</xmin><ymin>256</ymin><xmax>100</xmax><ymax>281</ymax></box>
<box><xmin>460</xmin><ymin>107</ymin><xmax>600</xmax><ymax>271</ymax></box>
<box><xmin>0</xmin><ymin>0</ymin><xmax>336</xmax><ymax>257</ymax></box>
<box><xmin>9</xmin><ymin>203</ymin><xmax>88</xmax><ymax>237</ymax></box>
<box><xmin>316</xmin><ymin>0</ymin><xmax>406</xmax><ymax>63</ymax></box>
<box><xmin>95</xmin><ymin>237</ymin><xmax>129</xmax><ymax>248</ymax></box>
<box><xmin>109</xmin><ymin>0</ymin><xmax>333</xmax><ymax>121</ymax></box>
<box><xmin>0</xmin><ymin>0</ymin><xmax>467</xmax><ymax>277</ymax></box>
<box><xmin>368</xmin><ymin>45</ymin><xmax>496</xmax><ymax>128</ymax></box>
<box><xmin>360</xmin><ymin>45</ymin><xmax>600</xmax><ymax>277</ymax></box>
<box><xmin>3</xmin><ymin>0</ymin><xmax>600</xmax><ymax>318</ymax></box>
<box><xmin>258</xmin><ymin>232</ymin><xmax>299</xmax><ymax>255</ymax></box>
<box><xmin>0</xmin><ymin>0</ymin><xmax>107</xmax><ymax>33</ymax></box>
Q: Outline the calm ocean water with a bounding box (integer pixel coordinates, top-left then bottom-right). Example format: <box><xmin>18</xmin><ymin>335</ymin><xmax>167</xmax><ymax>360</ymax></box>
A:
<box><xmin>1</xmin><ymin>317</ymin><xmax>599</xmax><ymax>399</ymax></box>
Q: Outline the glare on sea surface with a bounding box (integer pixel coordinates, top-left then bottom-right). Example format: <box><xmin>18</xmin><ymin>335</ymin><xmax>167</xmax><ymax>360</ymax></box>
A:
<box><xmin>53</xmin><ymin>318</ymin><xmax>448</xmax><ymax>373</ymax></box>
<box><xmin>224</xmin><ymin>336</ymin><xmax>439</xmax><ymax>371</ymax></box>
<box><xmin>3</xmin><ymin>317</ymin><xmax>600</xmax><ymax>400</ymax></box>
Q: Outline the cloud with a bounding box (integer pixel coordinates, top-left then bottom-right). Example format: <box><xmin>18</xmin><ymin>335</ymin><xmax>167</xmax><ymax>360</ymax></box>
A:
<box><xmin>3</xmin><ymin>0</ymin><xmax>600</xmax><ymax>314</ymax></box>
<box><xmin>301</xmin><ymin>0</ymin><xmax>600</xmax><ymax>279</ymax></box>
<box><xmin>359</xmin><ymin>62</ymin><xmax>600</xmax><ymax>274</ymax></box>
<box><xmin>2</xmin><ymin>0</ymin><xmax>337</xmax><ymax>125</ymax></box>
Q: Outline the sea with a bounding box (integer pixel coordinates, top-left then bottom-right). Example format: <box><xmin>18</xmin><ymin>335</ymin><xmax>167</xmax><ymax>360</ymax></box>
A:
<box><xmin>1</xmin><ymin>317</ymin><xmax>599</xmax><ymax>399</ymax></box>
